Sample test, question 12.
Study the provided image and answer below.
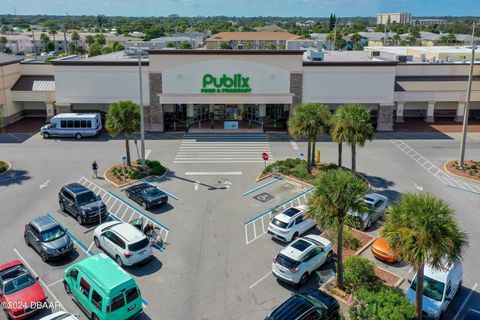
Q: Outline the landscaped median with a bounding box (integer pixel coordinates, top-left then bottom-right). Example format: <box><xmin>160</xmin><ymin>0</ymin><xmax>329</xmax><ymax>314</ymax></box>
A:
<box><xmin>445</xmin><ymin>159</ymin><xmax>480</xmax><ymax>182</ymax></box>
<box><xmin>104</xmin><ymin>159</ymin><xmax>167</xmax><ymax>187</ymax></box>
<box><xmin>0</xmin><ymin>160</ymin><xmax>12</xmax><ymax>176</ymax></box>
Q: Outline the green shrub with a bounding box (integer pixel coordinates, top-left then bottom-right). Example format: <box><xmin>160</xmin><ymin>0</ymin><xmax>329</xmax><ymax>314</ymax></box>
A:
<box><xmin>343</xmin><ymin>229</ymin><xmax>361</xmax><ymax>251</ymax></box>
<box><xmin>0</xmin><ymin>161</ymin><xmax>8</xmax><ymax>173</ymax></box>
<box><xmin>350</xmin><ymin>286</ymin><xmax>416</xmax><ymax>320</ymax></box>
<box><xmin>148</xmin><ymin>160</ymin><xmax>166</xmax><ymax>176</ymax></box>
<box><xmin>344</xmin><ymin>256</ymin><xmax>377</xmax><ymax>293</ymax></box>
<box><xmin>130</xmin><ymin>171</ymin><xmax>147</xmax><ymax>180</ymax></box>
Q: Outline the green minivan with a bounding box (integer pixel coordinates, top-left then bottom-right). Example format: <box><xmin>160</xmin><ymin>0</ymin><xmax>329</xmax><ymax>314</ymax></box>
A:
<box><xmin>63</xmin><ymin>253</ymin><xmax>143</xmax><ymax>320</ymax></box>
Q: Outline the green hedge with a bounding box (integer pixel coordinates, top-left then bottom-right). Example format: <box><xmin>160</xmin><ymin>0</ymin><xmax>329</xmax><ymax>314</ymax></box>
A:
<box><xmin>265</xmin><ymin>158</ymin><xmax>340</xmax><ymax>183</ymax></box>
<box><xmin>0</xmin><ymin>161</ymin><xmax>9</xmax><ymax>174</ymax></box>
<box><xmin>135</xmin><ymin>159</ymin><xmax>166</xmax><ymax>176</ymax></box>
<box><xmin>350</xmin><ymin>286</ymin><xmax>416</xmax><ymax>320</ymax></box>
<box><xmin>344</xmin><ymin>256</ymin><xmax>378</xmax><ymax>293</ymax></box>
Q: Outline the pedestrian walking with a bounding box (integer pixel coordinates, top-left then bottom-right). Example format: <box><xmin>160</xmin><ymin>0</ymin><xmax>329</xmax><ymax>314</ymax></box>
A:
<box><xmin>92</xmin><ymin>161</ymin><xmax>98</xmax><ymax>178</ymax></box>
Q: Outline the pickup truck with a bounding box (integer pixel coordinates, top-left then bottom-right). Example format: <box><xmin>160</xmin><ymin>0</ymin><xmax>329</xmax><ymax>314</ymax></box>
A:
<box><xmin>125</xmin><ymin>183</ymin><xmax>168</xmax><ymax>210</ymax></box>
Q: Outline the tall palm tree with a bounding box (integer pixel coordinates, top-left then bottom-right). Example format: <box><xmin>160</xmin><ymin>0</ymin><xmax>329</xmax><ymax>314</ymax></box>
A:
<box><xmin>48</xmin><ymin>28</ymin><xmax>57</xmax><ymax>42</ymax></box>
<box><xmin>71</xmin><ymin>32</ymin><xmax>80</xmax><ymax>46</ymax></box>
<box><xmin>382</xmin><ymin>193</ymin><xmax>468</xmax><ymax>320</ymax></box>
<box><xmin>0</xmin><ymin>36</ymin><xmax>7</xmax><ymax>52</ymax></box>
<box><xmin>306</xmin><ymin>169</ymin><xmax>369</xmax><ymax>291</ymax></box>
<box><xmin>106</xmin><ymin>100</ymin><xmax>141</xmax><ymax>166</ymax></box>
<box><xmin>331</xmin><ymin>104</ymin><xmax>374</xmax><ymax>174</ymax></box>
<box><xmin>40</xmin><ymin>33</ymin><xmax>50</xmax><ymax>52</ymax></box>
<box><xmin>288</xmin><ymin>103</ymin><xmax>331</xmax><ymax>170</ymax></box>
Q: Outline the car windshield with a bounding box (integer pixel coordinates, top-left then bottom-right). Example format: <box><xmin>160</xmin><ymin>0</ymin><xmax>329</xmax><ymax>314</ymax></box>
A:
<box><xmin>271</xmin><ymin>218</ymin><xmax>288</xmax><ymax>229</ymax></box>
<box><xmin>128</xmin><ymin>238</ymin><xmax>150</xmax><ymax>252</ymax></box>
<box><xmin>3</xmin><ymin>273</ymin><xmax>36</xmax><ymax>295</ymax></box>
<box><xmin>77</xmin><ymin>192</ymin><xmax>98</xmax><ymax>206</ymax></box>
<box><xmin>411</xmin><ymin>275</ymin><xmax>445</xmax><ymax>302</ymax></box>
<box><xmin>301</xmin><ymin>292</ymin><xmax>328</xmax><ymax>311</ymax></box>
<box><xmin>144</xmin><ymin>188</ymin><xmax>161</xmax><ymax>197</ymax></box>
<box><xmin>41</xmin><ymin>226</ymin><xmax>66</xmax><ymax>242</ymax></box>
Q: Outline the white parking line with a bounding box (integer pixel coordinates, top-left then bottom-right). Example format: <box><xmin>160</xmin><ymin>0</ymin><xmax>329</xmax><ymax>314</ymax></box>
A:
<box><xmin>87</xmin><ymin>241</ymin><xmax>95</xmax><ymax>254</ymax></box>
<box><xmin>145</xmin><ymin>149</ymin><xmax>152</xmax><ymax>159</ymax></box>
<box><xmin>47</xmin><ymin>279</ymin><xmax>64</xmax><ymax>288</ymax></box>
<box><xmin>185</xmin><ymin>171</ymin><xmax>243</xmax><ymax>176</ymax></box>
<box><xmin>290</xmin><ymin>140</ymin><xmax>299</xmax><ymax>150</ymax></box>
<box><xmin>249</xmin><ymin>271</ymin><xmax>271</xmax><ymax>289</ymax></box>
<box><xmin>13</xmin><ymin>248</ymin><xmax>67</xmax><ymax>312</ymax></box>
<box><xmin>454</xmin><ymin>283</ymin><xmax>478</xmax><ymax>320</ymax></box>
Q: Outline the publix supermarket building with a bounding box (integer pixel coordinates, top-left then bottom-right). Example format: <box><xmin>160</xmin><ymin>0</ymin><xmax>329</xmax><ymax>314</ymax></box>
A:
<box><xmin>2</xmin><ymin>49</ymin><xmax>480</xmax><ymax>132</ymax></box>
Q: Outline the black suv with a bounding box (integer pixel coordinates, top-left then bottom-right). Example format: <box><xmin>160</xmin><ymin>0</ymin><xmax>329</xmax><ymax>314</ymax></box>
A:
<box><xmin>59</xmin><ymin>183</ymin><xmax>108</xmax><ymax>225</ymax></box>
<box><xmin>265</xmin><ymin>289</ymin><xmax>339</xmax><ymax>320</ymax></box>
<box><xmin>125</xmin><ymin>183</ymin><xmax>168</xmax><ymax>210</ymax></box>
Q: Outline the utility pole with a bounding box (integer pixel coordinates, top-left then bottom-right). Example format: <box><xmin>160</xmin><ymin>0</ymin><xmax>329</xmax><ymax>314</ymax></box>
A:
<box><xmin>63</xmin><ymin>13</ymin><xmax>68</xmax><ymax>54</ymax></box>
<box><xmin>31</xmin><ymin>25</ymin><xmax>37</xmax><ymax>59</ymax></box>
<box><xmin>136</xmin><ymin>44</ymin><xmax>146</xmax><ymax>171</ymax></box>
<box><xmin>459</xmin><ymin>22</ymin><xmax>476</xmax><ymax>168</ymax></box>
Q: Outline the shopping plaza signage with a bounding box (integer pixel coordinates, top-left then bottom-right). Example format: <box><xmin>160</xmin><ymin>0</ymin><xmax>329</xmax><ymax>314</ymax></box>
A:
<box><xmin>201</xmin><ymin>73</ymin><xmax>252</xmax><ymax>94</ymax></box>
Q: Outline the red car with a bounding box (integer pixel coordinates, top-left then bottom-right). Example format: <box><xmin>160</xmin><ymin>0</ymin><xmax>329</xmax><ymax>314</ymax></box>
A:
<box><xmin>0</xmin><ymin>260</ymin><xmax>46</xmax><ymax>319</ymax></box>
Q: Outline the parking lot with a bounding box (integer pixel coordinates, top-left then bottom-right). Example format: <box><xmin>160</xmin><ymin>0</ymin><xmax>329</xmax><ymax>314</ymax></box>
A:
<box><xmin>0</xmin><ymin>131</ymin><xmax>480</xmax><ymax>319</ymax></box>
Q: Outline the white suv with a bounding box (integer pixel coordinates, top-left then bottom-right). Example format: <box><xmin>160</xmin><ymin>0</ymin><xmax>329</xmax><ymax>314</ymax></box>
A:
<box><xmin>267</xmin><ymin>206</ymin><xmax>316</xmax><ymax>242</ymax></box>
<box><xmin>406</xmin><ymin>261</ymin><xmax>463</xmax><ymax>320</ymax></box>
<box><xmin>93</xmin><ymin>221</ymin><xmax>153</xmax><ymax>267</ymax></box>
<box><xmin>272</xmin><ymin>234</ymin><xmax>333</xmax><ymax>286</ymax></box>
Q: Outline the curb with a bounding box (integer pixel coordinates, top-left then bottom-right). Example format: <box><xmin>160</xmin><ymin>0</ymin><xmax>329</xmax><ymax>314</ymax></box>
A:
<box><xmin>0</xmin><ymin>160</ymin><xmax>12</xmax><ymax>177</ymax></box>
<box><xmin>443</xmin><ymin>161</ymin><xmax>480</xmax><ymax>184</ymax></box>
<box><xmin>355</xmin><ymin>234</ymin><xmax>377</xmax><ymax>256</ymax></box>
<box><xmin>255</xmin><ymin>171</ymin><xmax>274</xmax><ymax>182</ymax></box>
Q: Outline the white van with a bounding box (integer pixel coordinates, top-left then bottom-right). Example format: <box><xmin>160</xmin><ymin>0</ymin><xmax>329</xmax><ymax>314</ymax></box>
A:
<box><xmin>406</xmin><ymin>261</ymin><xmax>463</xmax><ymax>320</ymax></box>
<box><xmin>41</xmin><ymin>113</ymin><xmax>102</xmax><ymax>139</ymax></box>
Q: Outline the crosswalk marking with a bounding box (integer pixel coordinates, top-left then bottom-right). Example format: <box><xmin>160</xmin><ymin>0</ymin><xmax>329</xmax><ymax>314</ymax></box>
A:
<box><xmin>174</xmin><ymin>133</ymin><xmax>273</xmax><ymax>164</ymax></box>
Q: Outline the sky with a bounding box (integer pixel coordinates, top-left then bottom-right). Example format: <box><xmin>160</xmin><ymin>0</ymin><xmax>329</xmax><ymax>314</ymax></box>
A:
<box><xmin>0</xmin><ymin>0</ymin><xmax>479</xmax><ymax>17</ymax></box>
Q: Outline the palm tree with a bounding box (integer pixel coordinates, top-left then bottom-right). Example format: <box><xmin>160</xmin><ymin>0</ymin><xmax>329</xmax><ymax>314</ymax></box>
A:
<box><xmin>40</xmin><ymin>33</ymin><xmax>50</xmax><ymax>52</ymax></box>
<box><xmin>306</xmin><ymin>169</ymin><xmax>369</xmax><ymax>291</ymax></box>
<box><xmin>331</xmin><ymin>104</ymin><xmax>374</xmax><ymax>174</ymax></box>
<box><xmin>382</xmin><ymin>193</ymin><xmax>468</xmax><ymax>320</ymax></box>
<box><xmin>393</xmin><ymin>33</ymin><xmax>401</xmax><ymax>46</ymax></box>
<box><xmin>71</xmin><ymin>31</ymin><xmax>80</xmax><ymax>46</ymax></box>
<box><xmin>447</xmin><ymin>33</ymin><xmax>456</xmax><ymax>45</ymax></box>
<box><xmin>48</xmin><ymin>28</ymin><xmax>57</xmax><ymax>42</ymax></box>
<box><xmin>85</xmin><ymin>35</ymin><xmax>95</xmax><ymax>49</ymax></box>
<box><xmin>0</xmin><ymin>36</ymin><xmax>7</xmax><ymax>52</ymax></box>
<box><xmin>288</xmin><ymin>103</ymin><xmax>331</xmax><ymax>171</ymax></box>
<box><xmin>106</xmin><ymin>100</ymin><xmax>141</xmax><ymax>166</ymax></box>
<box><xmin>95</xmin><ymin>34</ymin><xmax>106</xmax><ymax>46</ymax></box>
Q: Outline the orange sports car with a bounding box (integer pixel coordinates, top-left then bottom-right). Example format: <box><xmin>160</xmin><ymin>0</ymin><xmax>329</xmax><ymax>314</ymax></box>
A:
<box><xmin>371</xmin><ymin>236</ymin><xmax>400</xmax><ymax>263</ymax></box>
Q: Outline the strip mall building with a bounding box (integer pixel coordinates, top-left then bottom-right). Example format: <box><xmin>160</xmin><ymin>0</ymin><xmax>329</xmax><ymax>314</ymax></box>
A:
<box><xmin>1</xmin><ymin>50</ymin><xmax>480</xmax><ymax>132</ymax></box>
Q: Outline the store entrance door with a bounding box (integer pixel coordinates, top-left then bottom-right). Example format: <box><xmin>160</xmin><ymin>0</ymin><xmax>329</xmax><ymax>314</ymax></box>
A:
<box><xmin>214</xmin><ymin>105</ymin><xmax>243</xmax><ymax>120</ymax></box>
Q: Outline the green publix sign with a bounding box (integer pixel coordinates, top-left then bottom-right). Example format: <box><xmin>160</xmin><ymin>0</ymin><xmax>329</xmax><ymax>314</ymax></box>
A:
<box><xmin>201</xmin><ymin>73</ymin><xmax>252</xmax><ymax>94</ymax></box>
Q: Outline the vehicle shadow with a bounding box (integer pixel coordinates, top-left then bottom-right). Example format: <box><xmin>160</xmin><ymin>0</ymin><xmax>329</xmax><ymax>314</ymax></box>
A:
<box><xmin>150</xmin><ymin>203</ymin><xmax>174</xmax><ymax>215</ymax></box>
<box><xmin>47</xmin><ymin>250</ymin><xmax>81</xmax><ymax>267</ymax></box>
<box><xmin>0</xmin><ymin>169</ymin><xmax>31</xmax><ymax>186</ymax></box>
<box><xmin>126</xmin><ymin>256</ymin><xmax>163</xmax><ymax>277</ymax></box>
<box><xmin>276</xmin><ymin>261</ymin><xmax>337</xmax><ymax>293</ymax></box>
<box><xmin>359</xmin><ymin>173</ymin><xmax>395</xmax><ymax>189</ymax></box>
<box><xmin>445</xmin><ymin>286</ymin><xmax>480</xmax><ymax>319</ymax></box>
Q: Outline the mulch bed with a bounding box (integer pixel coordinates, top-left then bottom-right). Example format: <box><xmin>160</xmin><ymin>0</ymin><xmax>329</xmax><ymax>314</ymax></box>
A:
<box><xmin>104</xmin><ymin>163</ymin><xmax>147</xmax><ymax>186</ymax></box>
<box><xmin>375</xmin><ymin>266</ymin><xmax>401</xmax><ymax>287</ymax></box>
<box><xmin>323</xmin><ymin>227</ymin><xmax>375</xmax><ymax>260</ymax></box>
<box><xmin>445</xmin><ymin>160</ymin><xmax>480</xmax><ymax>181</ymax></box>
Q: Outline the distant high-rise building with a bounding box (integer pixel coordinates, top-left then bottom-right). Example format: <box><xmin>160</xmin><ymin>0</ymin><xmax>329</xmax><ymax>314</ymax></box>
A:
<box><xmin>377</xmin><ymin>12</ymin><xmax>412</xmax><ymax>25</ymax></box>
<box><xmin>412</xmin><ymin>19</ymin><xmax>448</xmax><ymax>26</ymax></box>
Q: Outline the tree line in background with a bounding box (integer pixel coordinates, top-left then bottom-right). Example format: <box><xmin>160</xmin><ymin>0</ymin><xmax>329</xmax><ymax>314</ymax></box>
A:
<box><xmin>0</xmin><ymin>14</ymin><xmax>478</xmax><ymax>43</ymax></box>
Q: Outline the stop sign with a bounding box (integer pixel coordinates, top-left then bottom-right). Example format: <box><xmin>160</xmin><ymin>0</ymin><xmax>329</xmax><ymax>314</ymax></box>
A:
<box><xmin>262</xmin><ymin>152</ymin><xmax>269</xmax><ymax>161</ymax></box>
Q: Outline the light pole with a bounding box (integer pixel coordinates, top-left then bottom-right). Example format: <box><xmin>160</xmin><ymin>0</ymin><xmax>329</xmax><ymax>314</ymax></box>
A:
<box><xmin>135</xmin><ymin>44</ymin><xmax>146</xmax><ymax>171</ymax></box>
<box><xmin>459</xmin><ymin>22</ymin><xmax>476</xmax><ymax>168</ymax></box>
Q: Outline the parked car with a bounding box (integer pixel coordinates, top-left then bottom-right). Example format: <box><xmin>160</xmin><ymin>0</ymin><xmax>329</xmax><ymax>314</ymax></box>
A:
<box><xmin>63</xmin><ymin>254</ymin><xmax>143</xmax><ymax>320</ymax></box>
<box><xmin>371</xmin><ymin>236</ymin><xmax>400</xmax><ymax>263</ymax></box>
<box><xmin>272</xmin><ymin>235</ymin><xmax>333</xmax><ymax>286</ymax></box>
<box><xmin>265</xmin><ymin>289</ymin><xmax>339</xmax><ymax>320</ymax></box>
<box><xmin>93</xmin><ymin>221</ymin><xmax>152</xmax><ymax>267</ymax></box>
<box><xmin>464</xmin><ymin>309</ymin><xmax>480</xmax><ymax>320</ymax></box>
<box><xmin>39</xmin><ymin>312</ymin><xmax>80</xmax><ymax>320</ymax></box>
<box><xmin>406</xmin><ymin>261</ymin><xmax>463</xmax><ymax>320</ymax></box>
<box><xmin>0</xmin><ymin>260</ymin><xmax>47</xmax><ymax>319</ymax></box>
<box><xmin>41</xmin><ymin>113</ymin><xmax>102</xmax><ymax>139</ymax></box>
<box><xmin>125</xmin><ymin>183</ymin><xmax>168</xmax><ymax>210</ymax></box>
<box><xmin>346</xmin><ymin>193</ymin><xmax>388</xmax><ymax>230</ymax></box>
<box><xmin>24</xmin><ymin>216</ymin><xmax>74</xmax><ymax>262</ymax></box>
<box><xmin>59</xmin><ymin>183</ymin><xmax>108</xmax><ymax>225</ymax></box>
<box><xmin>267</xmin><ymin>206</ymin><xmax>316</xmax><ymax>242</ymax></box>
